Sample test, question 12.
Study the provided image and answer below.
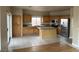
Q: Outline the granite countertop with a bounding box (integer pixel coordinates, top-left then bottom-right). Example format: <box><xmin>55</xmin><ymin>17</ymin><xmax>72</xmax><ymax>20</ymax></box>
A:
<box><xmin>37</xmin><ymin>27</ymin><xmax>56</xmax><ymax>30</ymax></box>
<box><xmin>23</xmin><ymin>23</ymin><xmax>56</xmax><ymax>29</ymax></box>
<box><xmin>23</xmin><ymin>23</ymin><xmax>52</xmax><ymax>27</ymax></box>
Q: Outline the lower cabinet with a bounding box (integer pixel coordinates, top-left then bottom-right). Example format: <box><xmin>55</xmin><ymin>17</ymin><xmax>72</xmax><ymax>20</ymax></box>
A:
<box><xmin>23</xmin><ymin>27</ymin><xmax>33</xmax><ymax>36</ymax></box>
<box><xmin>23</xmin><ymin>27</ymin><xmax>39</xmax><ymax>36</ymax></box>
<box><xmin>33</xmin><ymin>27</ymin><xmax>39</xmax><ymax>35</ymax></box>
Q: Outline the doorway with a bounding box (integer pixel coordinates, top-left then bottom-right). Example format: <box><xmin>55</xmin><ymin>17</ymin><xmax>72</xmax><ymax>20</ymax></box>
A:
<box><xmin>59</xmin><ymin>18</ymin><xmax>72</xmax><ymax>44</ymax></box>
<box><xmin>7</xmin><ymin>13</ymin><xmax>12</xmax><ymax>44</ymax></box>
<box><xmin>60</xmin><ymin>18</ymin><xmax>70</xmax><ymax>38</ymax></box>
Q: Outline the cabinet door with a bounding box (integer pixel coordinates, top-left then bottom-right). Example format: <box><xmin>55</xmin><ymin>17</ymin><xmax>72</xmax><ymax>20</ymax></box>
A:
<box><xmin>12</xmin><ymin>15</ymin><xmax>21</xmax><ymax>37</ymax></box>
<box><xmin>28</xmin><ymin>28</ymin><xmax>34</xmax><ymax>35</ymax></box>
<box><xmin>43</xmin><ymin>16</ymin><xmax>50</xmax><ymax>23</ymax></box>
<box><xmin>23</xmin><ymin>15</ymin><xmax>31</xmax><ymax>22</ymax></box>
<box><xmin>33</xmin><ymin>27</ymin><xmax>39</xmax><ymax>35</ymax></box>
<box><xmin>23</xmin><ymin>27</ymin><xmax>39</xmax><ymax>36</ymax></box>
<box><xmin>23</xmin><ymin>27</ymin><xmax>28</xmax><ymax>36</ymax></box>
<box><xmin>23</xmin><ymin>27</ymin><xmax>33</xmax><ymax>36</ymax></box>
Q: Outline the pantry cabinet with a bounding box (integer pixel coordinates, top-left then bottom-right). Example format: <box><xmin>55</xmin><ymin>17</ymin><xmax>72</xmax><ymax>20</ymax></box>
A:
<box><xmin>12</xmin><ymin>15</ymin><xmax>22</xmax><ymax>37</ymax></box>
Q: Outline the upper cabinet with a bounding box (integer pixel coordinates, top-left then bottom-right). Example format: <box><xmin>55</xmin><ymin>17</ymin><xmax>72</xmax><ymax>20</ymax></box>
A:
<box><xmin>23</xmin><ymin>15</ymin><xmax>32</xmax><ymax>23</ymax></box>
<box><xmin>43</xmin><ymin>16</ymin><xmax>50</xmax><ymax>23</ymax></box>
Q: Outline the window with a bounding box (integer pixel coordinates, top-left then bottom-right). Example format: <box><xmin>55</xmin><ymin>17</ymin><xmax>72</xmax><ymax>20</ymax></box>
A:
<box><xmin>32</xmin><ymin>16</ymin><xmax>42</xmax><ymax>26</ymax></box>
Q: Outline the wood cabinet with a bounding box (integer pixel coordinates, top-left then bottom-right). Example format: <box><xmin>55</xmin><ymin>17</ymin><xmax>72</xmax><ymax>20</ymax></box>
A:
<box><xmin>23</xmin><ymin>15</ymin><xmax>31</xmax><ymax>23</ymax></box>
<box><xmin>43</xmin><ymin>16</ymin><xmax>50</xmax><ymax>23</ymax></box>
<box><xmin>12</xmin><ymin>15</ymin><xmax>22</xmax><ymax>37</ymax></box>
<box><xmin>33</xmin><ymin>27</ymin><xmax>39</xmax><ymax>35</ymax></box>
<box><xmin>23</xmin><ymin>15</ymin><xmax>39</xmax><ymax>36</ymax></box>
<box><xmin>23</xmin><ymin>27</ymin><xmax>39</xmax><ymax>36</ymax></box>
<box><xmin>12</xmin><ymin>15</ymin><xmax>69</xmax><ymax>37</ymax></box>
<box><xmin>23</xmin><ymin>27</ymin><xmax>33</xmax><ymax>36</ymax></box>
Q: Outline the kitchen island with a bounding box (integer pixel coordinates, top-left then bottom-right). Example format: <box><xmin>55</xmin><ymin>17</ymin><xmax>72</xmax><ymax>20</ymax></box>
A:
<box><xmin>38</xmin><ymin>27</ymin><xmax>59</xmax><ymax>43</ymax></box>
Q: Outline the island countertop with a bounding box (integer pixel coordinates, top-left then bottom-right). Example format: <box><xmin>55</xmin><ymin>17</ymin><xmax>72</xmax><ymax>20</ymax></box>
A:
<box><xmin>37</xmin><ymin>27</ymin><xmax>56</xmax><ymax>30</ymax></box>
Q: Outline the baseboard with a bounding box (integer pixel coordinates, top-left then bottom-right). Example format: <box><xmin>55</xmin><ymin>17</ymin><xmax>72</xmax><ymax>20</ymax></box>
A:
<box><xmin>64</xmin><ymin>41</ymin><xmax>79</xmax><ymax>50</ymax></box>
<box><xmin>72</xmin><ymin>43</ymin><xmax>79</xmax><ymax>49</ymax></box>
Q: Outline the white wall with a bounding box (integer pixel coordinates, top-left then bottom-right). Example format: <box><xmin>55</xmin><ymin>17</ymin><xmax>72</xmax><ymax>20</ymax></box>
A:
<box><xmin>11</xmin><ymin>7</ymin><xmax>23</xmax><ymax>15</ymax></box>
<box><xmin>23</xmin><ymin>10</ymin><xmax>49</xmax><ymax>16</ymax></box>
<box><xmin>0</xmin><ymin>7</ymin><xmax>10</xmax><ymax>51</ymax></box>
<box><xmin>1</xmin><ymin>7</ymin><xmax>8</xmax><ymax>51</ymax></box>
<box><xmin>23</xmin><ymin>9</ymin><xmax>70</xmax><ymax>16</ymax></box>
<box><xmin>50</xmin><ymin>9</ymin><xmax>70</xmax><ymax>16</ymax></box>
<box><xmin>70</xmin><ymin>8</ymin><xmax>73</xmax><ymax>39</ymax></box>
<box><xmin>0</xmin><ymin>7</ymin><xmax>1</xmax><ymax>51</ymax></box>
<box><xmin>70</xmin><ymin>7</ymin><xmax>79</xmax><ymax>48</ymax></box>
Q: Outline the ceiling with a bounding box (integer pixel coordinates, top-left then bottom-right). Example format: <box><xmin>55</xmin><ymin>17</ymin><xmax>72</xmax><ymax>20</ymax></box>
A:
<box><xmin>15</xmin><ymin>6</ymin><xmax>72</xmax><ymax>12</ymax></box>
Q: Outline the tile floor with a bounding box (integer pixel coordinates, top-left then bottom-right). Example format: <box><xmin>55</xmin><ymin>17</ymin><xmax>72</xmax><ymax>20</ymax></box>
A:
<box><xmin>8</xmin><ymin>35</ymin><xmax>73</xmax><ymax>51</ymax></box>
<box><xmin>9</xmin><ymin>36</ymin><xmax>59</xmax><ymax>50</ymax></box>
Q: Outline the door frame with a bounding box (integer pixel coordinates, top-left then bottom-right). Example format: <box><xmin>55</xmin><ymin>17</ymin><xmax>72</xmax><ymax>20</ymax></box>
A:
<box><xmin>7</xmin><ymin>13</ymin><xmax>12</xmax><ymax>44</ymax></box>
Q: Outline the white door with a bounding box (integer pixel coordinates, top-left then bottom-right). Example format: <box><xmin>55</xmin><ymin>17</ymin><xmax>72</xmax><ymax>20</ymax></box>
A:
<box><xmin>7</xmin><ymin>13</ymin><xmax>12</xmax><ymax>43</ymax></box>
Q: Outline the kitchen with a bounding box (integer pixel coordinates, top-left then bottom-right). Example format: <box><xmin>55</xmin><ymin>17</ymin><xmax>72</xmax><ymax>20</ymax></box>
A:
<box><xmin>8</xmin><ymin>6</ymin><xmax>71</xmax><ymax>51</ymax></box>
